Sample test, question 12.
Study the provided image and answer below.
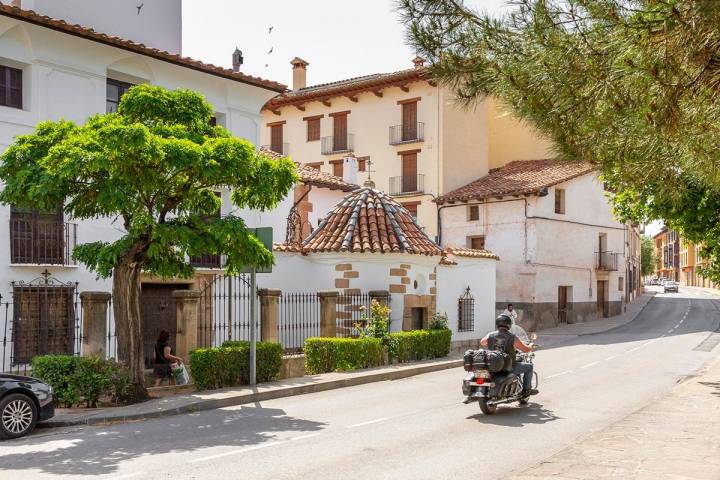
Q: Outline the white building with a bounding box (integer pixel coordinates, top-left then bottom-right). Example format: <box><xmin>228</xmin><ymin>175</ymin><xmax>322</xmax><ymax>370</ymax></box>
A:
<box><xmin>271</xmin><ymin>185</ymin><xmax>498</xmax><ymax>349</ymax></box>
<box><xmin>437</xmin><ymin>159</ymin><xmax>642</xmax><ymax>331</ymax></box>
<box><xmin>0</xmin><ymin>3</ymin><xmax>291</xmax><ymax>369</ymax></box>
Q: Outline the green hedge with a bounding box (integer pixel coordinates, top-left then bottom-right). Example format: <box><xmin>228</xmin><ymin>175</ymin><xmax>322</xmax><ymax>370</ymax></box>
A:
<box><xmin>389</xmin><ymin>329</ymin><xmax>452</xmax><ymax>363</ymax></box>
<box><xmin>304</xmin><ymin>337</ymin><xmax>385</xmax><ymax>374</ymax></box>
<box><xmin>189</xmin><ymin>340</ymin><xmax>283</xmax><ymax>391</ymax></box>
<box><xmin>31</xmin><ymin>355</ymin><xmax>130</xmax><ymax>408</ymax></box>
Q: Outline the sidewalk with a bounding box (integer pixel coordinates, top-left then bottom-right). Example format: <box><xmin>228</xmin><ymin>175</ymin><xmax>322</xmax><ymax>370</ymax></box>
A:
<box><xmin>40</xmin><ymin>355</ymin><xmax>462</xmax><ymax>428</ymax></box>
<box><xmin>510</xmin><ymin>354</ymin><xmax>720</xmax><ymax>480</ymax></box>
<box><xmin>536</xmin><ymin>292</ymin><xmax>654</xmax><ymax>348</ymax></box>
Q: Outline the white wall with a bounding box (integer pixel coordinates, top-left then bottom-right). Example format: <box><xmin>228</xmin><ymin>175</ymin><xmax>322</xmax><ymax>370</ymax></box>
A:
<box><xmin>441</xmin><ymin>172</ymin><xmax>627</xmax><ymax>306</ymax></box>
<box><xmin>4</xmin><ymin>0</ymin><xmax>183</xmax><ymax>54</ymax></box>
<box><xmin>436</xmin><ymin>256</ymin><xmax>496</xmax><ymax>340</ymax></box>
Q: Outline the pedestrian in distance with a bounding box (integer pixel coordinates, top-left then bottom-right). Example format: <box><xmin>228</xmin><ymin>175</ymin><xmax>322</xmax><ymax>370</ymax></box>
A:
<box><xmin>153</xmin><ymin>330</ymin><xmax>183</xmax><ymax>387</ymax></box>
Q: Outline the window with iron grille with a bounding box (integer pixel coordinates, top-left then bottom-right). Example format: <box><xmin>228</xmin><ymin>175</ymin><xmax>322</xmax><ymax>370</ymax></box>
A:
<box><xmin>10</xmin><ymin>205</ymin><xmax>66</xmax><ymax>265</ymax></box>
<box><xmin>0</xmin><ymin>65</ymin><xmax>22</xmax><ymax>109</ymax></box>
<box><xmin>458</xmin><ymin>287</ymin><xmax>474</xmax><ymax>332</ymax></box>
<box><xmin>106</xmin><ymin>78</ymin><xmax>134</xmax><ymax>113</ymax></box>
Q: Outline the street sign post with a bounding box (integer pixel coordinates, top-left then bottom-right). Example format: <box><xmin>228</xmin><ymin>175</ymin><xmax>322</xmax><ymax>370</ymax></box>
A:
<box><xmin>244</xmin><ymin>227</ymin><xmax>272</xmax><ymax>386</ymax></box>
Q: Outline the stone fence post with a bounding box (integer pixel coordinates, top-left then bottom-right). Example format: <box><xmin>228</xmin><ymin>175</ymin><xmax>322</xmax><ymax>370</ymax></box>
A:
<box><xmin>318</xmin><ymin>290</ymin><xmax>339</xmax><ymax>338</ymax></box>
<box><xmin>80</xmin><ymin>291</ymin><xmax>111</xmax><ymax>358</ymax></box>
<box><xmin>173</xmin><ymin>290</ymin><xmax>200</xmax><ymax>363</ymax></box>
<box><xmin>259</xmin><ymin>288</ymin><xmax>281</xmax><ymax>343</ymax></box>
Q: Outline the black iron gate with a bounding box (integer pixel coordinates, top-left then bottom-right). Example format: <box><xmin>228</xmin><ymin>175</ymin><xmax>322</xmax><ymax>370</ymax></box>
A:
<box><xmin>197</xmin><ymin>273</ymin><xmax>259</xmax><ymax>348</ymax></box>
<box><xmin>1</xmin><ymin>272</ymin><xmax>80</xmax><ymax>374</ymax></box>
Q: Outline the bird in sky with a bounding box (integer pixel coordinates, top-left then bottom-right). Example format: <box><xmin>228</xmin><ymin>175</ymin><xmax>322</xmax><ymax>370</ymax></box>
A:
<box><xmin>267</xmin><ymin>47</ymin><xmax>274</xmax><ymax>54</ymax></box>
<box><xmin>268</xmin><ymin>26</ymin><xmax>274</xmax><ymax>34</ymax></box>
<box><xmin>136</xmin><ymin>2</ymin><xmax>144</xmax><ymax>14</ymax></box>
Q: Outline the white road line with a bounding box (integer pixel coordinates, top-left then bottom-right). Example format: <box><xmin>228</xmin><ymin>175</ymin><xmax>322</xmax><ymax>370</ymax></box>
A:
<box><xmin>642</xmin><ymin>340</ymin><xmax>656</xmax><ymax>347</ymax></box>
<box><xmin>546</xmin><ymin>370</ymin><xmax>573</xmax><ymax>379</ymax></box>
<box><xmin>104</xmin><ymin>473</ymin><xmax>146</xmax><ymax>480</ymax></box>
<box><xmin>348</xmin><ymin>417</ymin><xmax>389</xmax><ymax>428</ymax></box>
<box><xmin>667</xmin><ymin>329</ymin><xmax>675</xmax><ymax>334</ymax></box>
<box><xmin>190</xmin><ymin>440</ymin><xmax>290</xmax><ymax>463</ymax></box>
<box><xmin>675</xmin><ymin>323</ymin><xmax>681</xmax><ymax>328</ymax></box>
<box><xmin>291</xmin><ymin>433</ymin><xmax>322</xmax><ymax>441</ymax></box>
<box><xmin>579</xmin><ymin>361</ymin><xmax>599</xmax><ymax>369</ymax></box>
<box><xmin>604</xmin><ymin>355</ymin><xmax>618</xmax><ymax>361</ymax></box>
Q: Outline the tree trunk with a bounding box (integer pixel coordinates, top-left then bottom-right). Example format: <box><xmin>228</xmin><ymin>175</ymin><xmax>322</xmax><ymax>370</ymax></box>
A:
<box><xmin>113</xmin><ymin>257</ymin><xmax>148</xmax><ymax>401</ymax></box>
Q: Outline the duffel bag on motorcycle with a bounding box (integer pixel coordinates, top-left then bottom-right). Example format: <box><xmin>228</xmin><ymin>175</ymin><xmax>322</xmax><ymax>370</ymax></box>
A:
<box><xmin>464</xmin><ymin>348</ymin><xmax>507</xmax><ymax>373</ymax></box>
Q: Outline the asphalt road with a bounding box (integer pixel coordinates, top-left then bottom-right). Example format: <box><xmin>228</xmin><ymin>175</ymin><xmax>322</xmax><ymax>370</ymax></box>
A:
<box><xmin>1</xmin><ymin>286</ymin><xmax>719</xmax><ymax>480</ymax></box>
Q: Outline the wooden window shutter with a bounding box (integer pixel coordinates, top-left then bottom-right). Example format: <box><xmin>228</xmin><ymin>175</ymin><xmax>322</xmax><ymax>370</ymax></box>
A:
<box><xmin>470</xmin><ymin>236</ymin><xmax>485</xmax><ymax>250</ymax></box>
<box><xmin>468</xmin><ymin>205</ymin><xmax>479</xmax><ymax>221</ymax></box>
<box><xmin>332</xmin><ymin>161</ymin><xmax>343</xmax><ymax>178</ymax></box>
<box><xmin>401</xmin><ymin>152</ymin><xmax>417</xmax><ymax>192</ymax></box>
<box><xmin>306</xmin><ymin>118</ymin><xmax>320</xmax><ymax>141</ymax></box>
<box><xmin>270</xmin><ymin>124</ymin><xmax>283</xmax><ymax>153</ymax></box>
<box><xmin>333</xmin><ymin>114</ymin><xmax>348</xmax><ymax>151</ymax></box>
<box><xmin>401</xmin><ymin>101</ymin><xmax>418</xmax><ymax>141</ymax></box>
<box><xmin>357</xmin><ymin>156</ymin><xmax>369</xmax><ymax>172</ymax></box>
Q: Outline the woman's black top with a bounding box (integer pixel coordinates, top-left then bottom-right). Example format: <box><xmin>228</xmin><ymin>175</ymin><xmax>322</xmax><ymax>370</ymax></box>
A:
<box><xmin>154</xmin><ymin>341</ymin><xmax>171</xmax><ymax>365</ymax></box>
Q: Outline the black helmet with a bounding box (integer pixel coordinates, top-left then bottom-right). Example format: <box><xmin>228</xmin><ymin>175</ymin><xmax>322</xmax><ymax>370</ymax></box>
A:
<box><xmin>495</xmin><ymin>314</ymin><xmax>512</xmax><ymax>329</ymax></box>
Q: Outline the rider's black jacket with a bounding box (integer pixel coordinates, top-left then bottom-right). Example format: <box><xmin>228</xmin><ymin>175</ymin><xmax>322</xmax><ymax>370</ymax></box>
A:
<box><xmin>487</xmin><ymin>328</ymin><xmax>516</xmax><ymax>372</ymax></box>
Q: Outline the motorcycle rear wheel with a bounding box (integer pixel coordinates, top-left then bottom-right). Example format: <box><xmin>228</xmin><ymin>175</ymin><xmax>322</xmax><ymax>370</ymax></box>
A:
<box><xmin>478</xmin><ymin>398</ymin><xmax>497</xmax><ymax>414</ymax></box>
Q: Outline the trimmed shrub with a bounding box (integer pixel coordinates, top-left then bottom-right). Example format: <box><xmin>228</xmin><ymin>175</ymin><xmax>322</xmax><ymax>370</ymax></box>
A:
<box><xmin>304</xmin><ymin>337</ymin><xmax>384</xmax><ymax>374</ymax></box>
<box><xmin>31</xmin><ymin>355</ymin><xmax>130</xmax><ymax>407</ymax></box>
<box><xmin>389</xmin><ymin>329</ymin><xmax>452</xmax><ymax>363</ymax></box>
<box><xmin>189</xmin><ymin>340</ymin><xmax>283</xmax><ymax>391</ymax></box>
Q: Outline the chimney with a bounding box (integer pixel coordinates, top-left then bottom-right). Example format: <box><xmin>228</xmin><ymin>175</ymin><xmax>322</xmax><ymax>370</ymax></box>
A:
<box><xmin>343</xmin><ymin>154</ymin><xmax>359</xmax><ymax>186</ymax></box>
<box><xmin>232</xmin><ymin>48</ymin><xmax>243</xmax><ymax>72</ymax></box>
<box><xmin>290</xmin><ymin>57</ymin><xmax>309</xmax><ymax>90</ymax></box>
<box><xmin>412</xmin><ymin>55</ymin><xmax>425</xmax><ymax>70</ymax></box>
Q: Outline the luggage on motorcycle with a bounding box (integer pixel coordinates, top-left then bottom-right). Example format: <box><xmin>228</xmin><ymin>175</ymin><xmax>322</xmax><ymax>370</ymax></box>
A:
<box><xmin>463</xmin><ymin>349</ymin><xmax>475</xmax><ymax>371</ymax></box>
<box><xmin>472</xmin><ymin>349</ymin><xmax>507</xmax><ymax>373</ymax></box>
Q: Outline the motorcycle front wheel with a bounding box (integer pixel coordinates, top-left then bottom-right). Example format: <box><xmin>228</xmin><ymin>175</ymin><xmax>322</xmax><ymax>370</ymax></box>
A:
<box><xmin>478</xmin><ymin>398</ymin><xmax>497</xmax><ymax>414</ymax></box>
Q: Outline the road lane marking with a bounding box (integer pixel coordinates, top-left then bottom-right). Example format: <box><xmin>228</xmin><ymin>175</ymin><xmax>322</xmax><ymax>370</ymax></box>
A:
<box><xmin>291</xmin><ymin>433</ymin><xmax>322</xmax><ymax>441</ymax></box>
<box><xmin>642</xmin><ymin>340</ymin><xmax>656</xmax><ymax>347</ymax></box>
<box><xmin>667</xmin><ymin>329</ymin><xmax>675</xmax><ymax>334</ymax></box>
<box><xmin>348</xmin><ymin>417</ymin><xmax>389</xmax><ymax>428</ymax></box>
<box><xmin>627</xmin><ymin>346</ymin><xmax>643</xmax><ymax>353</ymax></box>
<box><xmin>579</xmin><ymin>362</ymin><xmax>598</xmax><ymax>369</ymax></box>
<box><xmin>604</xmin><ymin>355</ymin><xmax>618</xmax><ymax>361</ymax></box>
<box><xmin>190</xmin><ymin>440</ymin><xmax>290</xmax><ymax>463</ymax></box>
<box><xmin>105</xmin><ymin>474</ymin><xmax>146</xmax><ymax>480</ymax></box>
<box><xmin>546</xmin><ymin>370</ymin><xmax>573</xmax><ymax>379</ymax></box>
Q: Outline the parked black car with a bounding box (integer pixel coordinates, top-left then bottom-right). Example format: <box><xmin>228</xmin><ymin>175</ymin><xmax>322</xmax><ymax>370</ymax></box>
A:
<box><xmin>0</xmin><ymin>374</ymin><xmax>55</xmax><ymax>439</ymax></box>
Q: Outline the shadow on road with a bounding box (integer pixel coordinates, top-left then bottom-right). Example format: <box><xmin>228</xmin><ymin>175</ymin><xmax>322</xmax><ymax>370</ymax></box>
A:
<box><xmin>0</xmin><ymin>404</ymin><xmax>326</xmax><ymax>476</ymax></box>
<box><xmin>466</xmin><ymin>402</ymin><xmax>561</xmax><ymax>427</ymax></box>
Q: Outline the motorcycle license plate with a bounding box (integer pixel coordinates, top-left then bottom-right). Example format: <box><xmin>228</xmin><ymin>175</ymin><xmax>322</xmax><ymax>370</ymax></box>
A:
<box><xmin>475</xmin><ymin>369</ymin><xmax>491</xmax><ymax>379</ymax></box>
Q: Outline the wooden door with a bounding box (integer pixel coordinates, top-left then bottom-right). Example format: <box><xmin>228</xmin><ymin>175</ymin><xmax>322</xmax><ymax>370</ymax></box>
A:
<box><xmin>402</xmin><ymin>101</ymin><xmax>418</xmax><ymax>141</ymax></box>
<box><xmin>558</xmin><ymin>286</ymin><xmax>568</xmax><ymax>324</ymax></box>
<box><xmin>596</xmin><ymin>280</ymin><xmax>609</xmax><ymax>318</ymax></box>
<box><xmin>401</xmin><ymin>153</ymin><xmax>417</xmax><ymax>193</ymax></box>
<box><xmin>333</xmin><ymin>114</ymin><xmax>347</xmax><ymax>151</ymax></box>
<box><xmin>270</xmin><ymin>124</ymin><xmax>283</xmax><ymax>153</ymax></box>
<box><xmin>141</xmin><ymin>284</ymin><xmax>187</xmax><ymax>367</ymax></box>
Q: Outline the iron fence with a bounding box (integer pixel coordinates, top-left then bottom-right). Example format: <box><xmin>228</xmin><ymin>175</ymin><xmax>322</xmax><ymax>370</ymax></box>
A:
<box><xmin>278</xmin><ymin>292</ymin><xmax>320</xmax><ymax>353</ymax></box>
<box><xmin>389</xmin><ymin>122</ymin><xmax>425</xmax><ymax>145</ymax></box>
<box><xmin>1</xmin><ymin>276</ymin><xmax>81</xmax><ymax>375</ymax></box>
<box><xmin>336</xmin><ymin>292</ymin><xmax>390</xmax><ymax>337</ymax></box>
<box><xmin>197</xmin><ymin>273</ymin><xmax>260</xmax><ymax>348</ymax></box>
<box><xmin>321</xmin><ymin>134</ymin><xmax>354</xmax><ymax>155</ymax></box>
<box><xmin>389</xmin><ymin>174</ymin><xmax>425</xmax><ymax>195</ymax></box>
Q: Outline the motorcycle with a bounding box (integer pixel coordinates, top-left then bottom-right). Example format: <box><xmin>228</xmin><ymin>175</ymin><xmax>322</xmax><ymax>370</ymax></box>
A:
<box><xmin>462</xmin><ymin>329</ymin><xmax>539</xmax><ymax>415</ymax></box>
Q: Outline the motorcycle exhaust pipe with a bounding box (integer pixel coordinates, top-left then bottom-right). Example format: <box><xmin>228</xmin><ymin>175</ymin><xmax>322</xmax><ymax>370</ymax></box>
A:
<box><xmin>487</xmin><ymin>396</ymin><xmax>522</xmax><ymax>406</ymax></box>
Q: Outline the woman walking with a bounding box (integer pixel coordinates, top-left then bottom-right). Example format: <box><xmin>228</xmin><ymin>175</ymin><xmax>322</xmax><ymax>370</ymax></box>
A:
<box><xmin>153</xmin><ymin>330</ymin><xmax>183</xmax><ymax>387</ymax></box>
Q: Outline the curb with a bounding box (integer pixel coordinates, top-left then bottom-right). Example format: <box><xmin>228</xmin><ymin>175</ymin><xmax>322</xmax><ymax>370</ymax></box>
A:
<box><xmin>39</xmin><ymin>358</ymin><xmax>463</xmax><ymax>428</ymax></box>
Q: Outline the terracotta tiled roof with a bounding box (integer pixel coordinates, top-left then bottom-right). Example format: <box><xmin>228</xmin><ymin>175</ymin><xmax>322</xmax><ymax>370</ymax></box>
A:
<box><xmin>0</xmin><ymin>5</ymin><xmax>286</xmax><ymax>92</ymax></box>
<box><xmin>258</xmin><ymin>147</ymin><xmax>358</xmax><ymax>191</ymax></box>
<box><xmin>436</xmin><ymin>160</ymin><xmax>595</xmax><ymax>205</ymax></box>
<box><xmin>296</xmin><ymin>164</ymin><xmax>358</xmax><ymax>192</ymax></box>
<box><xmin>444</xmin><ymin>247</ymin><xmax>500</xmax><ymax>261</ymax></box>
<box><xmin>275</xmin><ymin>187</ymin><xmax>442</xmax><ymax>255</ymax></box>
<box><xmin>264</xmin><ymin>68</ymin><xmax>430</xmax><ymax>110</ymax></box>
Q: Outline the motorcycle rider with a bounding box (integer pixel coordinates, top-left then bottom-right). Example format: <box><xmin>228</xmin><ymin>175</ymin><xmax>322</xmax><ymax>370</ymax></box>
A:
<box><xmin>480</xmin><ymin>314</ymin><xmax>538</xmax><ymax>399</ymax></box>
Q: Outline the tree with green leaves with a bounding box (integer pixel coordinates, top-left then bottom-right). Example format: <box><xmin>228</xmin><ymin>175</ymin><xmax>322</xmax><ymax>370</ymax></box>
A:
<box><xmin>0</xmin><ymin>85</ymin><xmax>297</xmax><ymax>398</ymax></box>
<box><xmin>640</xmin><ymin>235</ymin><xmax>656</xmax><ymax>277</ymax></box>
<box><xmin>399</xmin><ymin>0</ymin><xmax>720</xmax><ymax>280</ymax></box>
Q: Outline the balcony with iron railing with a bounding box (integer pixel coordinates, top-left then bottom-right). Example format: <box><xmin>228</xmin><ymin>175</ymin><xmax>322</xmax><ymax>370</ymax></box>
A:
<box><xmin>389</xmin><ymin>174</ymin><xmax>425</xmax><ymax>196</ymax></box>
<box><xmin>321</xmin><ymin>134</ymin><xmax>354</xmax><ymax>155</ymax></box>
<box><xmin>389</xmin><ymin>122</ymin><xmax>425</xmax><ymax>145</ymax></box>
<box><xmin>596</xmin><ymin>251</ymin><xmax>620</xmax><ymax>271</ymax></box>
<box><xmin>10</xmin><ymin>218</ymin><xmax>77</xmax><ymax>266</ymax></box>
<box><xmin>262</xmin><ymin>143</ymin><xmax>289</xmax><ymax>157</ymax></box>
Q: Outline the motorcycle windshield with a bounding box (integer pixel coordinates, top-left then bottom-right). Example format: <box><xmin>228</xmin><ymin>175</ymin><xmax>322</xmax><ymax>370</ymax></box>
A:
<box><xmin>510</xmin><ymin>324</ymin><xmax>530</xmax><ymax>344</ymax></box>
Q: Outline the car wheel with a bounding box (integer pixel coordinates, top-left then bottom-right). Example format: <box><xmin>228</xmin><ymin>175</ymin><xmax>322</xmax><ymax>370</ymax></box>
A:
<box><xmin>0</xmin><ymin>393</ymin><xmax>38</xmax><ymax>439</ymax></box>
